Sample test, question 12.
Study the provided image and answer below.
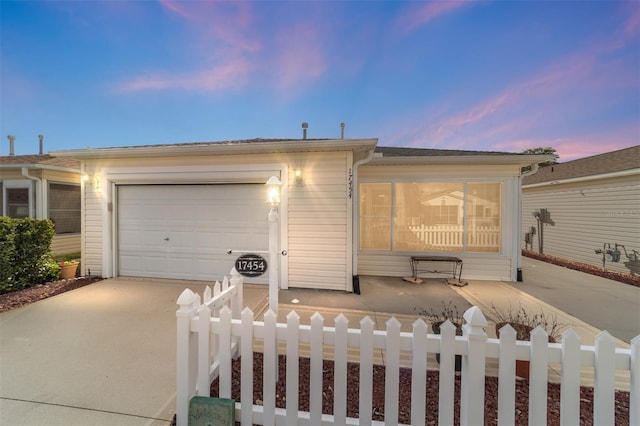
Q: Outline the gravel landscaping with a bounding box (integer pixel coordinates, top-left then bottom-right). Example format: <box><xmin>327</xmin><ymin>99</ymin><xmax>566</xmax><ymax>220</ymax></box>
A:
<box><xmin>211</xmin><ymin>352</ymin><xmax>630</xmax><ymax>425</ymax></box>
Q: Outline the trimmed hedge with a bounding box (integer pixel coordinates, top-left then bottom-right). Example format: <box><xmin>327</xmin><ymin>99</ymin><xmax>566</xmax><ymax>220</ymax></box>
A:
<box><xmin>0</xmin><ymin>217</ymin><xmax>60</xmax><ymax>294</ymax></box>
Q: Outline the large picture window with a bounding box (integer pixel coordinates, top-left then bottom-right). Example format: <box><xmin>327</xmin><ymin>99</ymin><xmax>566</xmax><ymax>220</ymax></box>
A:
<box><xmin>48</xmin><ymin>183</ymin><xmax>81</xmax><ymax>234</ymax></box>
<box><xmin>360</xmin><ymin>182</ymin><xmax>502</xmax><ymax>253</ymax></box>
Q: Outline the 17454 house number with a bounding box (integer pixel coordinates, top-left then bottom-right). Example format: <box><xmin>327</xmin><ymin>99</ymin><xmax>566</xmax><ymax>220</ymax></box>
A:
<box><xmin>234</xmin><ymin>254</ymin><xmax>268</xmax><ymax>277</ymax></box>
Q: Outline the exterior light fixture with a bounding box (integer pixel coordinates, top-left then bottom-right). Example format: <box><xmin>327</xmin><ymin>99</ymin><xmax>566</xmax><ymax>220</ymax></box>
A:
<box><xmin>83</xmin><ymin>173</ymin><xmax>100</xmax><ymax>190</ymax></box>
<box><xmin>293</xmin><ymin>168</ymin><xmax>304</xmax><ymax>186</ymax></box>
<box><xmin>265</xmin><ymin>175</ymin><xmax>282</xmax><ymax>207</ymax></box>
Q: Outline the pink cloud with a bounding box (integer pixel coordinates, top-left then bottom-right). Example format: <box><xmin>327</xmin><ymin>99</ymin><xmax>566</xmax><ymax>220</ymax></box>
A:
<box><xmin>394</xmin><ymin>1</ymin><xmax>471</xmax><ymax>34</ymax></box>
<box><xmin>271</xmin><ymin>24</ymin><xmax>326</xmax><ymax>91</ymax></box>
<box><xmin>117</xmin><ymin>58</ymin><xmax>251</xmax><ymax>93</ymax></box>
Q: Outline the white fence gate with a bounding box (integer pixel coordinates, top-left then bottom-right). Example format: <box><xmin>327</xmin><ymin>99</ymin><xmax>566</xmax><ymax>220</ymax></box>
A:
<box><xmin>176</xmin><ymin>271</ymin><xmax>639</xmax><ymax>426</ymax></box>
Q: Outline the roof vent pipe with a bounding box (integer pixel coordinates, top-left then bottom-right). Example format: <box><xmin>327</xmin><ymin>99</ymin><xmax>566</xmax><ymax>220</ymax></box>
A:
<box><xmin>340</xmin><ymin>122</ymin><xmax>345</xmax><ymax>139</ymax></box>
<box><xmin>38</xmin><ymin>134</ymin><xmax>44</xmax><ymax>154</ymax></box>
<box><xmin>8</xmin><ymin>135</ymin><xmax>16</xmax><ymax>156</ymax></box>
<box><xmin>302</xmin><ymin>122</ymin><xmax>308</xmax><ymax>140</ymax></box>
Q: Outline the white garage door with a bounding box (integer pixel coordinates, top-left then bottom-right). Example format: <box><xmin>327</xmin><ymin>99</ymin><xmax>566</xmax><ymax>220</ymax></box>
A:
<box><xmin>118</xmin><ymin>184</ymin><xmax>269</xmax><ymax>283</ymax></box>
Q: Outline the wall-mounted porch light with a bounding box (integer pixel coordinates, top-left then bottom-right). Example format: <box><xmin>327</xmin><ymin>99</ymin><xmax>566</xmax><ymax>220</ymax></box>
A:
<box><xmin>293</xmin><ymin>168</ymin><xmax>304</xmax><ymax>186</ymax></box>
<box><xmin>83</xmin><ymin>174</ymin><xmax>100</xmax><ymax>190</ymax></box>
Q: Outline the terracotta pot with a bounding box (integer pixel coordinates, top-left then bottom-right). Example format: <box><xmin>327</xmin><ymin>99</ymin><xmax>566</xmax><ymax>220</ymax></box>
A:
<box><xmin>59</xmin><ymin>264</ymin><xmax>78</xmax><ymax>280</ymax></box>
<box><xmin>495</xmin><ymin>322</ymin><xmax>555</xmax><ymax>380</ymax></box>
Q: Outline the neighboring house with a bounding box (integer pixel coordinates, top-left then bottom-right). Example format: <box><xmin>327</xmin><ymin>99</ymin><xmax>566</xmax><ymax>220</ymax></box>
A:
<box><xmin>52</xmin><ymin>139</ymin><xmax>549</xmax><ymax>290</ymax></box>
<box><xmin>0</xmin><ymin>154</ymin><xmax>82</xmax><ymax>255</ymax></box>
<box><xmin>522</xmin><ymin>145</ymin><xmax>640</xmax><ymax>276</ymax></box>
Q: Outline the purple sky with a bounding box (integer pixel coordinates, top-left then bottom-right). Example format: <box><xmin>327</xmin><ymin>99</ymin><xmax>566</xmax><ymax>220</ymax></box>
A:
<box><xmin>1</xmin><ymin>1</ymin><xmax>638</xmax><ymax>161</ymax></box>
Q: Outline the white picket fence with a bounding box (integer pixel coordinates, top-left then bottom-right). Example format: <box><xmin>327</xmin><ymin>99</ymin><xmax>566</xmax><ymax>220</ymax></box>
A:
<box><xmin>406</xmin><ymin>224</ymin><xmax>500</xmax><ymax>249</ymax></box>
<box><xmin>176</xmin><ymin>271</ymin><xmax>639</xmax><ymax>426</ymax></box>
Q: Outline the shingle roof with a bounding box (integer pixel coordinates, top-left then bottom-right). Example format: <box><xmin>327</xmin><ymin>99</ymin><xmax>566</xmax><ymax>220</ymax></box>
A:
<box><xmin>375</xmin><ymin>146</ymin><xmax>523</xmax><ymax>157</ymax></box>
<box><xmin>522</xmin><ymin>145</ymin><xmax>640</xmax><ymax>185</ymax></box>
<box><xmin>0</xmin><ymin>154</ymin><xmax>80</xmax><ymax>170</ymax></box>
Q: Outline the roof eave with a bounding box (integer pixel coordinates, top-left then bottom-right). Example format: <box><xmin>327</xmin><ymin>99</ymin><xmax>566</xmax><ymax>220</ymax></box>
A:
<box><xmin>51</xmin><ymin>138</ymin><xmax>379</xmax><ymax>159</ymax></box>
<box><xmin>368</xmin><ymin>154</ymin><xmax>553</xmax><ymax>166</ymax></box>
<box><xmin>0</xmin><ymin>163</ymin><xmax>80</xmax><ymax>173</ymax></box>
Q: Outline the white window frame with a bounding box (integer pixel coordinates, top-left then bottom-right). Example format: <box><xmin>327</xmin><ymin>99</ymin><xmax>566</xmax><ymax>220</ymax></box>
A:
<box><xmin>2</xmin><ymin>180</ymin><xmax>34</xmax><ymax>218</ymax></box>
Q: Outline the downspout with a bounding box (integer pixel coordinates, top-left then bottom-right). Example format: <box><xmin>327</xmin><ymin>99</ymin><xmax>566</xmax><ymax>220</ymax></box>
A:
<box><xmin>21</xmin><ymin>167</ymin><xmax>44</xmax><ymax>219</ymax></box>
<box><xmin>351</xmin><ymin>148</ymin><xmax>376</xmax><ymax>294</ymax></box>
<box><xmin>516</xmin><ymin>163</ymin><xmax>540</xmax><ymax>282</ymax></box>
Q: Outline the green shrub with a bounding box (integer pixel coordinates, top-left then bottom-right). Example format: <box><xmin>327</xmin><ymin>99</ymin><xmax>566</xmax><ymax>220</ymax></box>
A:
<box><xmin>0</xmin><ymin>217</ymin><xmax>59</xmax><ymax>294</ymax></box>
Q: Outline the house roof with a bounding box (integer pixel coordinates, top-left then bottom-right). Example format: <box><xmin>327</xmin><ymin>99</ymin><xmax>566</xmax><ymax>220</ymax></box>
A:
<box><xmin>522</xmin><ymin>145</ymin><xmax>640</xmax><ymax>185</ymax></box>
<box><xmin>0</xmin><ymin>154</ymin><xmax>80</xmax><ymax>171</ymax></box>
<box><xmin>52</xmin><ymin>138</ymin><xmax>379</xmax><ymax>158</ymax></box>
<box><xmin>372</xmin><ymin>146</ymin><xmax>551</xmax><ymax>166</ymax></box>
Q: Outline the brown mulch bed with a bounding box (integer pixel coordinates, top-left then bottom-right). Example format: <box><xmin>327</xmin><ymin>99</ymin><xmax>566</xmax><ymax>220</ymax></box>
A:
<box><xmin>0</xmin><ymin>276</ymin><xmax>103</xmax><ymax>313</ymax></box>
<box><xmin>523</xmin><ymin>250</ymin><xmax>640</xmax><ymax>287</ymax></box>
<box><xmin>210</xmin><ymin>352</ymin><xmax>630</xmax><ymax>426</ymax></box>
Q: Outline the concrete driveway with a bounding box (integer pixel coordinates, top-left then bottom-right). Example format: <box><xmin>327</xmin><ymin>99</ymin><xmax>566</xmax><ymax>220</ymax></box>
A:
<box><xmin>0</xmin><ymin>277</ymin><xmax>268</xmax><ymax>425</ymax></box>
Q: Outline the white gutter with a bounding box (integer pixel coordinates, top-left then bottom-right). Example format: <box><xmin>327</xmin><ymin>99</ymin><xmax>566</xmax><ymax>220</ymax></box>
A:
<box><xmin>351</xmin><ymin>148</ymin><xmax>377</xmax><ymax>291</ymax></box>
<box><xmin>523</xmin><ymin>168</ymin><xmax>639</xmax><ymax>189</ymax></box>
<box><xmin>21</xmin><ymin>167</ymin><xmax>44</xmax><ymax>219</ymax></box>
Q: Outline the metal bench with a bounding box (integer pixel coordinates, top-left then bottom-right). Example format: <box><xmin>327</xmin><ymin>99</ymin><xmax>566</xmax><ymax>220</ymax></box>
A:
<box><xmin>410</xmin><ymin>255</ymin><xmax>463</xmax><ymax>283</ymax></box>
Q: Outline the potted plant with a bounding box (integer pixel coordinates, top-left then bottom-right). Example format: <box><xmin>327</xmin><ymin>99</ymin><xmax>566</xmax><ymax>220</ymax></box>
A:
<box><xmin>490</xmin><ymin>303</ymin><xmax>564</xmax><ymax>379</ymax></box>
<box><xmin>58</xmin><ymin>260</ymin><xmax>79</xmax><ymax>280</ymax></box>
<box><xmin>415</xmin><ymin>301</ymin><xmax>464</xmax><ymax>371</ymax></box>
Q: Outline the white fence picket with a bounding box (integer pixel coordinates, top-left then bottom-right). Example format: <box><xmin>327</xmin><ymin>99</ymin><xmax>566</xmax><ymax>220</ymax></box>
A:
<box><xmin>286</xmin><ymin>311</ymin><xmax>300</xmax><ymax>426</ymax></box>
<box><xmin>334</xmin><ymin>314</ymin><xmax>348</xmax><ymax>425</ymax></box>
<box><xmin>176</xmin><ymin>278</ymin><xmax>638</xmax><ymax>426</ymax></box>
<box><xmin>438</xmin><ymin>321</ymin><xmax>456</xmax><ymax>426</ymax></box>
<box><xmin>219</xmin><ymin>306</ymin><xmax>232</xmax><ymax>399</ymax></box>
<box><xmin>241</xmin><ymin>307</ymin><xmax>254</xmax><ymax>426</ymax></box>
<box><xmin>310</xmin><ymin>312</ymin><xmax>324</xmax><ymax>424</ymax></box>
<box><xmin>594</xmin><ymin>331</ymin><xmax>616</xmax><ymax>424</ymax></box>
<box><xmin>359</xmin><ymin>316</ymin><xmax>374</xmax><ymax>426</ymax></box>
<box><xmin>384</xmin><ymin>317</ymin><xmax>401</xmax><ymax>426</ymax></box>
<box><xmin>631</xmin><ymin>336</ymin><xmax>639</xmax><ymax>426</ymax></box>
<box><xmin>529</xmin><ymin>327</ymin><xmax>550</xmax><ymax>426</ymax></box>
<box><xmin>263</xmin><ymin>310</ymin><xmax>277</xmax><ymax>426</ymax></box>
<box><xmin>411</xmin><ymin>319</ymin><xmax>427</xmax><ymax>426</ymax></box>
<box><xmin>560</xmin><ymin>329</ymin><xmax>581</xmax><ymax>425</ymax></box>
<box><xmin>497</xmin><ymin>323</ymin><xmax>516</xmax><ymax>426</ymax></box>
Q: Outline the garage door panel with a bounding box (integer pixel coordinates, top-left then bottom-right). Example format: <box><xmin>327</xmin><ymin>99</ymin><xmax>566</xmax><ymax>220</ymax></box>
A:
<box><xmin>118</xmin><ymin>185</ymin><xmax>269</xmax><ymax>283</ymax></box>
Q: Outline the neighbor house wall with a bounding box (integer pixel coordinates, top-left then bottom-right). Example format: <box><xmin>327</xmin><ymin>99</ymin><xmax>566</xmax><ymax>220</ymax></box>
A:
<box><xmin>522</xmin><ymin>173</ymin><xmax>640</xmax><ymax>275</ymax></box>
<box><xmin>82</xmin><ymin>151</ymin><xmax>353</xmax><ymax>290</ymax></box>
<box><xmin>357</xmin><ymin>163</ymin><xmax>522</xmax><ymax>281</ymax></box>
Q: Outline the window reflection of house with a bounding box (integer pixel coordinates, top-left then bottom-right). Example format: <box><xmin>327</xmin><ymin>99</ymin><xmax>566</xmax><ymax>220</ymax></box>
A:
<box><xmin>360</xmin><ymin>181</ymin><xmax>502</xmax><ymax>254</ymax></box>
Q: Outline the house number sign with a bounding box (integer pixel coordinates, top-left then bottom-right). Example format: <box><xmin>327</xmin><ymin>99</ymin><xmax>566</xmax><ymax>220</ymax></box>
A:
<box><xmin>234</xmin><ymin>254</ymin><xmax>268</xmax><ymax>277</ymax></box>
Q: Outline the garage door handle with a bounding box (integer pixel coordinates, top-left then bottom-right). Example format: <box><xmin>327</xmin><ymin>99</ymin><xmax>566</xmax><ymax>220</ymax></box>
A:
<box><xmin>164</xmin><ymin>237</ymin><xmax>170</xmax><ymax>241</ymax></box>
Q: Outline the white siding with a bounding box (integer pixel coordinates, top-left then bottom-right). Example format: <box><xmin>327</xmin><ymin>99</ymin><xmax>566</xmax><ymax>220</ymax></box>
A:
<box><xmin>287</xmin><ymin>152</ymin><xmax>351</xmax><ymax>290</ymax></box>
<box><xmin>81</xmin><ymin>151</ymin><xmax>353</xmax><ymax>290</ymax></box>
<box><xmin>522</xmin><ymin>174</ymin><xmax>640</xmax><ymax>275</ymax></box>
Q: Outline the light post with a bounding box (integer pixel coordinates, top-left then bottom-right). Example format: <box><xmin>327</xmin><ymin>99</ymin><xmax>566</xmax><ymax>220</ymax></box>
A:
<box><xmin>265</xmin><ymin>176</ymin><xmax>282</xmax><ymax>315</ymax></box>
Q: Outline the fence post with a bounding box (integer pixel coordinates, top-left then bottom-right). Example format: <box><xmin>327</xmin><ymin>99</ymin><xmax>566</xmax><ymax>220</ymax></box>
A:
<box><xmin>176</xmin><ymin>288</ymin><xmax>199</xmax><ymax>426</ymax></box>
<box><xmin>529</xmin><ymin>327</ymin><xmax>549</xmax><ymax>426</ymax></box>
<box><xmin>461</xmin><ymin>306</ymin><xmax>488</xmax><ymax>426</ymax></box>
<box><xmin>594</xmin><ymin>331</ymin><xmax>615</xmax><ymax>424</ymax></box>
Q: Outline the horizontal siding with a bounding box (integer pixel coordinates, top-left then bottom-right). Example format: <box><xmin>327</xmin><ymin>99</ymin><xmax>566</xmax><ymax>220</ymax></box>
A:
<box><xmin>523</xmin><ymin>174</ymin><xmax>640</xmax><ymax>275</ymax></box>
<box><xmin>83</xmin><ymin>186</ymin><xmax>104</xmax><ymax>277</ymax></box>
<box><xmin>287</xmin><ymin>153</ymin><xmax>349</xmax><ymax>290</ymax></box>
<box><xmin>51</xmin><ymin>234</ymin><xmax>80</xmax><ymax>255</ymax></box>
<box><xmin>358</xmin><ymin>253</ymin><xmax>512</xmax><ymax>281</ymax></box>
